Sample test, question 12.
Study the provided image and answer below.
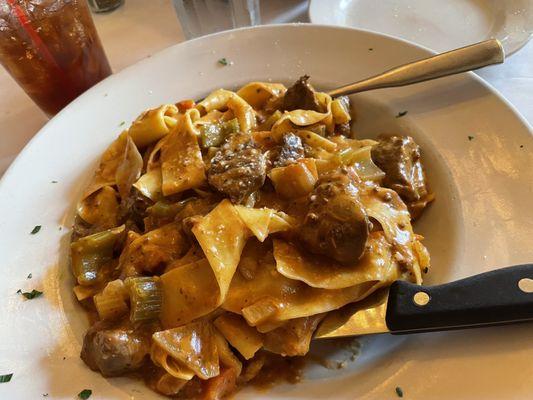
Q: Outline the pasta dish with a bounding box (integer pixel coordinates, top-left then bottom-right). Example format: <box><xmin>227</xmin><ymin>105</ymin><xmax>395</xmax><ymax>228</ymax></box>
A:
<box><xmin>70</xmin><ymin>76</ymin><xmax>432</xmax><ymax>398</ymax></box>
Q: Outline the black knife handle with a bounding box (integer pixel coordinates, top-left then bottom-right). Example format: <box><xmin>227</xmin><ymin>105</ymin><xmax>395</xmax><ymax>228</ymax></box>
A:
<box><xmin>386</xmin><ymin>264</ymin><xmax>533</xmax><ymax>334</ymax></box>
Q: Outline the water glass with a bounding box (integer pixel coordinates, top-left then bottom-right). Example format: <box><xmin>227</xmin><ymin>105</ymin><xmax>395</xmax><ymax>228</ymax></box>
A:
<box><xmin>172</xmin><ymin>0</ymin><xmax>261</xmax><ymax>39</ymax></box>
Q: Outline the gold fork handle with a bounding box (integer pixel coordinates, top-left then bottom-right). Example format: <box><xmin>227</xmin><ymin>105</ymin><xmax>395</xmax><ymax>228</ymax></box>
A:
<box><xmin>328</xmin><ymin>39</ymin><xmax>504</xmax><ymax>97</ymax></box>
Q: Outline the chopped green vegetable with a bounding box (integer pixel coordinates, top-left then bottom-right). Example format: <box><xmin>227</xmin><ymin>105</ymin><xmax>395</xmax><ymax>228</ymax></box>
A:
<box><xmin>70</xmin><ymin>225</ymin><xmax>125</xmax><ymax>286</ymax></box>
<box><xmin>0</xmin><ymin>373</ymin><xmax>13</xmax><ymax>383</ymax></box>
<box><xmin>51</xmin><ymin>180</ymin><xmax>58</xmax><ymax>183</ymax></box>
<box><xmin>119</xmin><ymin>121</ymin><xmax>125</xmax><ymax>127</ymax></box>
<box><xmin>19</xmin><ymin>289</ymin><xmax>43</xmax><ymax>299</ymax></box>
<box><xmin>27</xmin><ymin>273</ymin><xmax>32</xmax><ymax>279</ymax></box>
<box><xmin>78</xmin><ymin>389</ymin><xmax>92</xmax><ymax>399</ymax></box>
<box><xmin>395</xmin><ymin>386</ymin><xmax>404</xmax><ymax>398</ymax></box>
<box><xmin>31</xmin><ymin>225</ymin><xmax>41</xmax><ymax>234</ymax></box>
<box><xmin>218</xmin><ymin>57</ymin><xmax>228</xmax><ymax>66</ymax></box>
<box><xmin>396</xmin><ymin>111</ymin><xmax>408</xmax><ymax>118</ymax></box>
<box><xmin>148</xmin><ymin>199</ymin><xmax>193</xmax><ymax>219</ymax></box>
<box><xmin>468</xmin><ymin>135</ymin><xmax>475</xmax><ymax>141</ymax></box>
<box><xmin>200</xmin><ymin>118</ymin><xmax>240</xmax><ymax>148</ymax></box>
<box><xmin>125</xmin><ymin>276</ymin><xmax>162</xmax><ymax>322</ymax></box>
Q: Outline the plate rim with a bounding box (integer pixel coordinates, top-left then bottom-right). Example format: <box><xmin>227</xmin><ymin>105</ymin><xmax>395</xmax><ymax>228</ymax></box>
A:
<box><xmin>308</xmin><ymin>0</ymin><xmax>533</xmax><ymax>56</ymax></box>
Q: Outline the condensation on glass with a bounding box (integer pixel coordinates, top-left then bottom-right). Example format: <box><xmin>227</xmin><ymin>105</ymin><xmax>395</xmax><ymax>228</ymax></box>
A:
<box><xmin>0</xmin><ymin>0</ymin><xmax>112</xmax><ymax>116</ymax></box>
<box><xmin>172</xmin><ymin>0</ymin><xmax>260</xmax><ymax>39</ymax></box>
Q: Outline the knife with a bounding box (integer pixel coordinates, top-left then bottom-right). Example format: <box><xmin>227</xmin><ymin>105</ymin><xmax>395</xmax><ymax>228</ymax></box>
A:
<box><xmin>315</xmin><ymin>264</ymin><xmax>533</xmax><ymax>338</ymax></box>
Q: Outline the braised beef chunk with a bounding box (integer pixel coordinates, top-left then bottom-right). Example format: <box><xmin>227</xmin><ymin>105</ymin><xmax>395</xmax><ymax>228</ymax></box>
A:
<box><xmin>271</xmin><ymin>132</ymin><xmax>305</xmax><ymax>168</ymax></box>
<box><xmin>298</xmin><ymin>169</ymin><xmax>369</xmax><ymax>264</ymax></box>
<box><xmin>81</xmin><ymin>321</ymin><xmax>151</xmax><ymax>377</ymax></box>
<box><xmin>207</xmin><ymin>132</ymin><xmax>267</xmax><ymax>204</ymax></box>
<box><xmin>371</xmin><ymin>135</ymin><xmax>431</xmax><ymax>218</ymax></box>
<box><xmin>335</xmin><ymin>122</ymin><xmax>351</xmax><ymax>137</ymax></box>
<box><xmin>282</xmin><ymin>75</ymin><xmax>321</xmax><ymax>112</ymax></box>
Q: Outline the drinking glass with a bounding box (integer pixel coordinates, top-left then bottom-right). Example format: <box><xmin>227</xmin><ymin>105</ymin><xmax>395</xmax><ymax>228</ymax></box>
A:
<box><xmin>0</xmin><ymin>0</ymin><xmax>112</xmax><ymax>116</ymax></box>
<box><xmin>172</xmin><ymin>0</ymin><xmax>261</xmax><ymax>40</ymax></box>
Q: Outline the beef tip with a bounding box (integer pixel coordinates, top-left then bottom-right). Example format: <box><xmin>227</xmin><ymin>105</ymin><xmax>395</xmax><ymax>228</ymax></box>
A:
<box><xmin>371</xmin><ymin>136</ymin><xmax>430</xmax><ymax>218</ymax></box>
<box><xmin>207</xmin><ymin>132</ymin><xmax>267</xmax><ymax>204</ymax></box>
<box><xmin>270</xmin><ymin>132</ymin><xmax>305</xmax><ymax>168</ymax></box>
<box><xmin>81</xmin><ymin>321</ymin><xmax>151</xmax><ymax>377</ymax></box>
<box><xmin>282</xmin><ymin>75</ymin><xmax>321</xmax><ymax>112</ymax></box>
<box><xmin>335</xmin><ymin>122</ymin><xmax>351</xmax><ymax>137</ymax></box>
<box><xmin>298</xmin><ymin>169</ymin><xmax>370</xmax><ymax>264</ymax></box>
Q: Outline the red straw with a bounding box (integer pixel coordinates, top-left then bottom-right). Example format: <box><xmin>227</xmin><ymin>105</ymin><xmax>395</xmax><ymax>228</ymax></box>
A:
<box><xmin>6</xmin><ymin>0</ymin><xmax>63</xmax><ymax>72</ymax></box>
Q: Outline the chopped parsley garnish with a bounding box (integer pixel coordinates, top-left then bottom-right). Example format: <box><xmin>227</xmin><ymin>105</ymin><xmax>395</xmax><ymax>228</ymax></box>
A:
<box><xmin>19</xmin><ymin>289</ymin><xmax>43</xmax><ymax>300</ymax></box>
<box><xmin>119</xmin><ymin>121</ymin><xmax>125</xmax><ymax>127</ymax></box>
<box><xmin>43</xmin><ymin>394</ymin><xmax>49</xmax><ymax>397</ymax></box>
<box><xmin>395</xmin><ymin>386</ymin><xmax>404</xmax><ymax>397</ymax></box>
<box><xmin>468</xmin><ymin>135</ymin><xmax>475</xmax><ymax>141</ymax></box>
<box><xmin>218</xmin><ymin>57</ymin><xmax>228</xmax><ymax>66</ymax></box>
<box><xmin>30</xmin><ymin>225</ymin><xmax>41</xmax><ymax>234</ymax></box>
<box><xmin>396</xmin><ymin>111</ymin><xmax>408</xmax><ymax>118</ymax></box>
<box><xmin>0</xmin><ymin>373</ymin><xmax>13</xmax><ymax>383</ymax></box>
<box><xmin>78</xmin><ymin>389</ymin><xmax>92</xmax><ymax>399</ymax></box>
<box><xmin>51</xmin><ymin>180</ymin><xmax>58</xmax><ymax>183</ymax></box>
<box><xmin>27</xmin><ymin>273</ymin><xmax>32</xmax><ymax>279</ymax></box>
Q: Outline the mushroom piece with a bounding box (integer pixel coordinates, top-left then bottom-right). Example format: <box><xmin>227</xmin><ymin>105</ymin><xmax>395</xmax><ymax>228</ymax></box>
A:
<box><xmin>282</xmin><ymin>75</ymin><xmax>321</xmax><ymax>112</ymax></box>
<box><xmin>298</xmin><ymin>169</ymin><xmax>370</xmax><ymax>264</ymax></box>
<box><xmin>81</xmin><ymin>321</ymin><xmax>152</xmax><ymax>377</ymax></box>
<box><xmin>207</xmin><ymin>132</ymin><xmax>267</xmax><ymax>204</ymax></box>
<box><xmin>371</xmin><ymin>135</ymin><xmax>430</xmax><ymax>218</ymax></box>
<box><xmin>269</xmin><ymin>132</ymin><xmax>305</xmax><ymax>168</ymax></box>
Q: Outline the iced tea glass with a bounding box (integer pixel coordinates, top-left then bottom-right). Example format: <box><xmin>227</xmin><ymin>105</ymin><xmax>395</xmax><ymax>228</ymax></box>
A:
<box><xmin>0</xmin><ymin>0</ymin><xmax>112</xmax><ymax>116</ymax></box>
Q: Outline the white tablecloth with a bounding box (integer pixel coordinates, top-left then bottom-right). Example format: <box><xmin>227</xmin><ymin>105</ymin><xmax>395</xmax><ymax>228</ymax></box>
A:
<box><xmin>0</xmin><ymin>0</ymin><xmax>530</xmax><ymax>175</ymax></box>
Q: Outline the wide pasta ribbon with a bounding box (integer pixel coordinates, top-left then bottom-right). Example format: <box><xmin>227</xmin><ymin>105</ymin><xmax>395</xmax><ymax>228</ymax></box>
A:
<box><xmin>236</xmin><ymin>82</ymin><xmax>286</xmax><ymax>110</ymax></box>
<box><xmin>197</xmin><ymin>89</ymin><xmax>256</xmax><ymax>133</ymax></box>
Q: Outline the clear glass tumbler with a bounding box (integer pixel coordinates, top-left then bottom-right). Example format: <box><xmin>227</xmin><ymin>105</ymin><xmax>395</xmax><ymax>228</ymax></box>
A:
<box><xmin>0</xmin><ymin>0</ymin><xmax>112</xmax><ymax>116</ymax></box>
<box><xmin>172</xmin><ymin>0</ymin><xmax>261</xmax><ymax>40</ymax></box>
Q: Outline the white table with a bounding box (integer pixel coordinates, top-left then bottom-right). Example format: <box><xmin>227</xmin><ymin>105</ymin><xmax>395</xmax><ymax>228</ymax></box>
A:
<box><xmin>0</xmin><ymin>0</ymin><xmax>530</xmax><ymax>176</ymax></box>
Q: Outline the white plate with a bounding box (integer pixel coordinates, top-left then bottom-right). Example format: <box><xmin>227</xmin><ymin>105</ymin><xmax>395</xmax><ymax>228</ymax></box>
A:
<box><xmin>309</xmin><ymin>0</ymin><xmax>533</xmax><ymax>55</ymax></box>
<box><xmin>0</xmin><ymin>24</ymin><xmax>532</xmax><ymax>399</ymax></box>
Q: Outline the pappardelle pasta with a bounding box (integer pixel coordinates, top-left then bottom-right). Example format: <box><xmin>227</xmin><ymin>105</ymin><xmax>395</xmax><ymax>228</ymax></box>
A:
<box><xmin>71</xmin><ymin>76</ymin><xmax>433</xmax><ymax>398</ymax></box>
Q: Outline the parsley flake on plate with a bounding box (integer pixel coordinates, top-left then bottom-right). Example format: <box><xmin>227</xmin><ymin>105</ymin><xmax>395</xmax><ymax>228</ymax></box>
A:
<box><xmin>19</xmin><ymin>289</ymin><xmax>43</xmax><ymax>300</ymax></box>
<box><xmin>0</xmin><ymin>373</ymin><xmax>13</xmax><ymax>383</ymax></box>
<box><xmin>78</xmin><ymin>389</ymin><xmax>92</xmax><ymax>399</ymax></box>
<box><xmin>396</xmin><ymin>111</ymin><xmax>408</xmax><ymax>118</ymax></box>
<box><xmin>395</xmin><ymin>386</ymin><xmax>404</xmax><ymax>397</ymax></box>
<box><xmin>30</xmin><ymin>225</ymin><xmax>41</xmax><ymax>234</ymax></box>
<box><xmin>218</xmin><ymin>57</ymin><xmax>228</xmax><ymax>66</ymax></box>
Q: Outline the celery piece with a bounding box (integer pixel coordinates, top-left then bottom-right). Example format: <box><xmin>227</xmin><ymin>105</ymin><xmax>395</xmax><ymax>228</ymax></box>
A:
<box><xmin>70</xmin><ymin>225</ymin><xmax>125</xmax><ymax>286</ymax></box>
<box><xmin>125</xmin><ymin>276</ymin><xmax>163</xmax><ymax>322</ymax></box>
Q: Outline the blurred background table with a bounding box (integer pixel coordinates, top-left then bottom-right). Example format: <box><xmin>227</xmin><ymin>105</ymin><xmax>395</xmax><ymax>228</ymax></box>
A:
<box><xmin>0</xmin><ymin>0</ymin><xmax>530</xmax><ymax>176</ymax></box>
